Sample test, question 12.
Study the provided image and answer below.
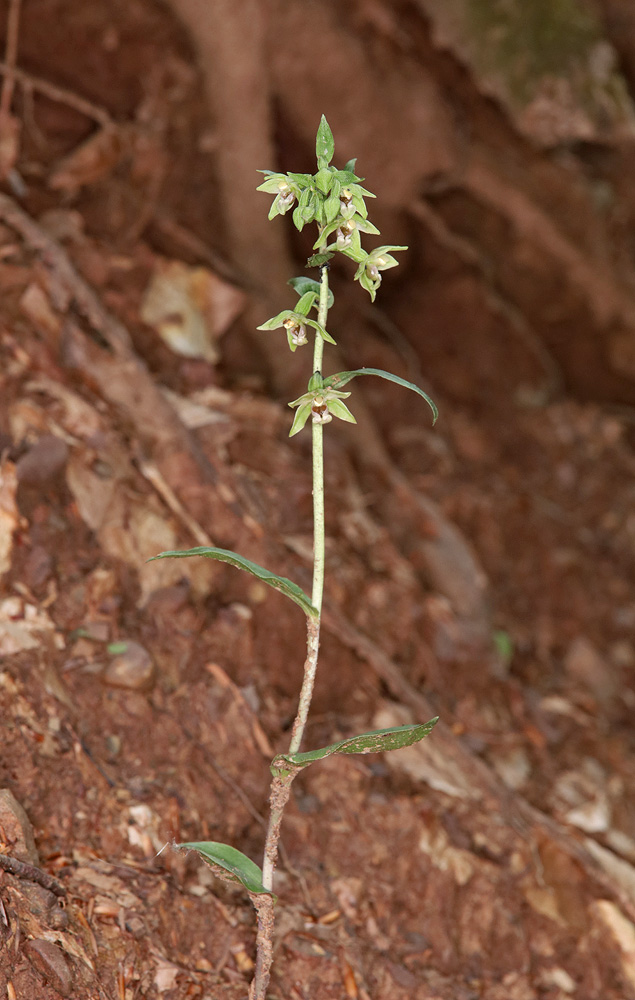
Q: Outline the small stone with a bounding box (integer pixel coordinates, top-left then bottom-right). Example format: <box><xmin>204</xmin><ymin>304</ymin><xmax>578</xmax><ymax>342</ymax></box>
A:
<box><xmin>19</xmin><ymin>882</ymin><xmax>68</xmax><ymax>929</ymax></box>
<box><xmin>23</xmin><ymin>546</ymin><xmax>52</xmax><ymax>589</ymax></box>
<box><xmin>536</xmin><ymin>966</ymin><xmax>576</xmax><ymax>994</ymax></box>
<box><xmin>610</xmin><ymin>640</ymin><xmax>635</xmax><ymax>669</ymax></box>
<box><xmin>0</xmin><ymin>789</ymin><xmax>39</xmax><ymax>864</ymax></box>
<box><xmin>25</xmin><ymin>939</ymin><xmax>72</xmax><ymax>996</ymax></box>
<box><xmin>564</xmin><ymin>637</ymin><xmax>614</xmax><ymax>702</ymax></box>
<box><xmin>16</xmin><ymin>435</ymin><xmax>69</xmax><ymax>487</ymax></box>
<box><xmin>81</xmin><ymin>620</ymin><xmax>110</xmax><ymax>643</ymax></box>
<box><xmin>491</xmin><ymin>746</ymin><xmax>531</xmax><ymax>790</ymax></box>
<box><xmin>103</xmin><ymin>640</ymin><xmax>156</xmax><ymax>691</ymax></box>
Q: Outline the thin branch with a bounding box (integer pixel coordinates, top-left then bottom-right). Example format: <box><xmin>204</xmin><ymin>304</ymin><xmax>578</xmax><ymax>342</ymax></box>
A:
<box><xmin>0</xmin><ymin>59</ymin><xmax>112</xmax><ymax>127</ymax></box>
<box><xmin>0</xmin><ymin>0</ymin><xmax>22</xmax><ymax>120</ymax></box>
<box><xmin>0</xmin><ymin>853</ymin><xmax>66</xmax><ymax>897</ymax></box>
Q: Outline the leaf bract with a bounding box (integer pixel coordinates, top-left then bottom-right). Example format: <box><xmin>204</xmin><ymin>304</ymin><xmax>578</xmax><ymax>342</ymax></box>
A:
<box><xmin>316</xmin><ymin>115</ymin><xmax>335</xmax><ymax>167</ymax></box>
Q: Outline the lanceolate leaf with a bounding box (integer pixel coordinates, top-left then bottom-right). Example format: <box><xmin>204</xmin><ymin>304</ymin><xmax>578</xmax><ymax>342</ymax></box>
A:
<box><xmin>324</xmin><ymin>368</ymin><xmax>438</xmax><ymax>424</ymax></box>
<box><xmin>307</xmin><ymin>251</ymin><xmax>334</xmax><ymax>268</ymax></box>
<box><xmin>294</xmin><ymin>291</ymin><xmax>318</xmax><ymax>317</ymax></box>
<box><xmin>177</xmin><ymin>841</ymin><xmax>274</xmax><ymax>897</ymax></box>
<box><xmin>316</xmin><ymin>115</ymin><xmax>335</xmax><ymax>167</ymax></box>
<box><xmin>271</xmin><ymin>718</ymin><xmax>439</xmax><ymax>776</ymax></box>
<box><xmin>148</xmin><ymin>547</ymin><xmax>318</xmax><ymax>618</ymax></box>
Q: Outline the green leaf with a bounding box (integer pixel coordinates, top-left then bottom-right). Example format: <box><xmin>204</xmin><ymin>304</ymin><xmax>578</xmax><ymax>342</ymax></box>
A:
<box><xmin>292</xmin><ymin>205</ymin><xmax>304</xmax><ymax>231</ymax></box>
<box><xmin>294</xmin><ymin>291</ymin><xmax>318</xmax><ymax>317</ymax></box>
<box><xmin>287</xmin><ymin>172</ymin><xmax>313</xmax><ymax>187</ymax></box>
<box><xmin>107</xmin><ymin>642</ymin><xmax>128</xmax><ymax>655</ymax></box>
<box><xmin>288</xmin><ymin>276</ymin><xmax>334</xmax><ymax>310</ymax></box>
<box><xmin>303</xmin><ymin>193</ymin><xmax>319</xmax><ymax>223</ymax></box>
<box><xmin>148</xmin><ymin>547</ymin><xmax>318</xmax><ymax>618</ymax></box>
<box><xmin>334</xmin><ymin>169</ymin><xmax>363</xmax><ymax>185</ymax></box>
<box><xmin>316</xmin><ymin>115</ymin><xmax>335</xmax><ymax>167</ymax></box>
<box><xmin>307</xmin><ymin>251</ymin><xmax>334</xmax><ymax>268</ymax></box>
<box><xmin>325</xmin><ymin>190</ymin><xmax>341</xmax><ymax>224</ymax></box>
<box><xmin>323</xmin><ymin>368</ymin><xmax>438</xmax><ymax>424</ymax></box>
<box><xmin>271</xmin><ymin>718</ymin><xmax>439</xmax><ymax>775</ymax></box>
<box><xmin>343</xmin><ymin>157</ymin><xmax>357</xmax><ymax>173</ymax></box>
<box><xmin>177</xmin><ymin>841</ymin><xmax>274</xmax><ymax>897</ymax></box>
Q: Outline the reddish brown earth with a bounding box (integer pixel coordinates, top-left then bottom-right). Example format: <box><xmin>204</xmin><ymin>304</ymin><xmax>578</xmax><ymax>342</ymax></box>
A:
<box><xmin>2</xmin><ymin>2</ymin><xmax>635</xmax><ymax>999</ymax></box>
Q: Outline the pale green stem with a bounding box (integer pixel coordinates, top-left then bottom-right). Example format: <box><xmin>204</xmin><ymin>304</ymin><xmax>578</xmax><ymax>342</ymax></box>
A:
<box><xmin>288</xmin><ymin>261</ymin><xmax>329</xmax><ymax>752</ymax></box>
<box><xmin>256</xmin><ymin>263</ymin><xmax>331</xmax><ymax>1000</ymax></box>
<box><xmin>261</xmin><ymin>263</ymin><xmax>330</xmax><ymax>880</ymax></box>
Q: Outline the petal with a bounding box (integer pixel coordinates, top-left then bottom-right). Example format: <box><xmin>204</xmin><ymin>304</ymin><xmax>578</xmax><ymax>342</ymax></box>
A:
<box><xmin>289</xmin><ymin>402</ymin><xmax>313</xmax><ymax>436</ymax></box>
<box><xmin>256</xmin><ymin>310</ymin><xmax>293</xmax><ymax>331</ymax></box>
<box><xmin>326</xmin><ymin>398</ymin><xmax>357</xmax><ymax>423</ymax></box>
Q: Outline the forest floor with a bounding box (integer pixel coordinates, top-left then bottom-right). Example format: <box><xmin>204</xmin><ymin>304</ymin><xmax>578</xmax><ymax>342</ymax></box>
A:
<box><xmin>1</xmin><ymin>2</ymin><xmax>635</xmax><ymax>999</ymax></box>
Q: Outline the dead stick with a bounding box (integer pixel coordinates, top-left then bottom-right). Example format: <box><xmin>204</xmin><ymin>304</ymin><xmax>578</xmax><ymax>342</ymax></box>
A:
<box><xmin>0</xmin><ymin>192</ymin><xmax>131</xmax><ymax>353</ymax></box>
<box><xmin>0</xmin><ymin>853</ymin><xmax>66</xmax><ymax>897</ymax></box>
<box><xmin>0</xmin><ymin>0</ymin><xmax>22</xmax><ymax>120</ymax></box>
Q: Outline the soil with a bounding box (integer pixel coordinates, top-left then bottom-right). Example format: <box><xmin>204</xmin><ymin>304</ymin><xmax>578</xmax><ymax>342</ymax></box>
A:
<box><xmin>1</xmin><ymin>2</ymin><xmax>635</xmax><ymax>999</ymax></box>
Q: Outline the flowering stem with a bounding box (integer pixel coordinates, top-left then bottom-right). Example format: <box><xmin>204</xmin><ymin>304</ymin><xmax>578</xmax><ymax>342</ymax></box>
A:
<box><xmin>289</xmin><ymin>260</ymin><xmax>329</xmax><ymax>751</ymax></box>
<box><xmin>256</xmin><ymin>263</ymin><xmax>330</xmax><ymax>998</ymax></box>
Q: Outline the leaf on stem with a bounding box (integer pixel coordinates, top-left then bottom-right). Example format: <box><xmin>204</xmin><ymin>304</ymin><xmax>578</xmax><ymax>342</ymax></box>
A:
<box><xmin>323</xmin><ymin>368</ymin><xmax>438</xmax><ymax>424</ymax></box>
<box><xmin>288</xmin><ymin>276</ymin><xmax>335</xmax><ymax>309</ymax></box>
<box><xmin>316</xmin><ymin>115</ymin><xmax>335</xmax><ymax>168</ymax></box>
<box><xmin>176</xmin><ymin>841</ymin><xmax>275</xmax><ymax>897</ymax></box>
<box><xmin>148</xmin><ymin>547</ymin><xmax>318</xmax><ymax>618</ymax></box>
<box><xmin>307</xmin><ymin>251</ymin><xmax>334</xmax><ymax>268</ymax></box>
<box><xmin>271</xmin><ymin>718</ymin><xmax>439</xmax><ymax>776</ymax></box>
<box><xmin>294</xmin><ymin>291</ymin><xmax>318</xmax><ymax>317</ymax></box>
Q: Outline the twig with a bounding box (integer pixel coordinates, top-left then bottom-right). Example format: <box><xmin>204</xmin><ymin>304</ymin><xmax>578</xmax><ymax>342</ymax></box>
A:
<box><xmin>0</xmin><ymin>59</ymin><xmax>112</xmax><ymax>127</ymax></box>
<box><xmin>136</xmin><ymin>456</ymin><xmax>214</xmax><ymax>547</ymax></box>
<box><xmin>0</xmin><ymin>0</ymin><xmax>22</xmax><ymax>121</ymax></box>
<box><xmin>0</xmin><ymin>853</ymin><xmax>66</xmax><ymax>897</ymax></box>
<box><xmin>0</xmin><ymin>192</ymin><xmax>131</xmax><ymax>353</ymax></box>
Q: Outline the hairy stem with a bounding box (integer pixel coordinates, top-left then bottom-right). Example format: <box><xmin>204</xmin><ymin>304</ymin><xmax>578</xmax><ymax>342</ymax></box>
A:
<box><xmin>254</xmin><ymin>263</ymin><xmax>330</xmax><ymax>998</ymax></box>
<box><xmin>248</xmin><ymin>893</ymin><xmax>276</xmax><ymax>1000</ymax></box>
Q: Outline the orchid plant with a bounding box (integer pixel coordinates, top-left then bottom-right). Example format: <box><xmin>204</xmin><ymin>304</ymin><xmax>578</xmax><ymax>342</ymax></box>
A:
<box><xmin>152</xmin><ymin>117</ymin><xmax>439</xmax><ymax>999</ymax></box>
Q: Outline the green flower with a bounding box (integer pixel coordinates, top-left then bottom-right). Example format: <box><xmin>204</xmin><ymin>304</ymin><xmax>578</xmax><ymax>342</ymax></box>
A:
<box><xmin>338</xmin><ymin>183</ymin><xmax>375</xmax><ymax>220</ymax></box>
<box><xmin>353</xmin><ymin>245</ymin><xmax>408</xmax><ymax>301</ymax></box>
<box><xmin>257</xmin><ymin>172</ymin><xmax>300</xmax><ymax>219</ymax></box>
<box><xmin>315</xmin><ymin>214</ymin><xmax>380</xmax><ymax>252</ymax></box>
<box><xmin>257</xmin><ymin>309</ymin><xmax>336</xmax><ymax>353</ymax></box>
<box><xmin>288</xmin><ymin>384</ymin><xmax>357</xmax><ymax>436</ymax></box>
<box><xmin>283</xmin><ymin>316</ymin><xmax>308</xmax><ymax>348</ymax></box>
